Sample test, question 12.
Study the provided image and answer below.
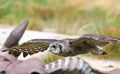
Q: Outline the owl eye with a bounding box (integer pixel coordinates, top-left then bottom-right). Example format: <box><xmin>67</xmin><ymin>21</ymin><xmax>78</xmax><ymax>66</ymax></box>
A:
<box><xmin>52</xmin><ymin>45</ymin><xmax>57</xmax><ymax>49</ymax></box>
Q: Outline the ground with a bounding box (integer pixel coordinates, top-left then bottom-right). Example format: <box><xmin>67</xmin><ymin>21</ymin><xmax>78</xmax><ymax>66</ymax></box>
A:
<box><xmin>0</xmin><ymin>26</ymin><xmax>120</xmax><ymax>72</ymax></box>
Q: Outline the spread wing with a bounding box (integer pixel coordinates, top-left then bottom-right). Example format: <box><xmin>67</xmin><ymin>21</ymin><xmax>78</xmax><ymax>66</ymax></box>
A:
<box><xmin>8</xmin><ymin>39</ymin><xmax>58</xmax><ymax>57</ymax></box>
<box><xmin>69</xmin><ymin>34</ymin><xmax>120</xmax><ymax>47</ymax></box>
<box><xmin>29</xmin><ymin>39</ymin><xmax>58</xmax><ymax>43</ymax></box>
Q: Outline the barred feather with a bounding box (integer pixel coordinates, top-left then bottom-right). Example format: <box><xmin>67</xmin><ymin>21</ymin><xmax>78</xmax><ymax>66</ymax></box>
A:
<box><xmin>8</xmin><ymin>41</ymin><xmax>49</xmax><ymax>57</ymax></box>
<box><xmin>46</xmin><ymin>57</ymin><xmax>104</xmax><ymax>74</ymax></box>
<box><xmin>7</xmin><ymin>34</ymin><xmax>120</xmax><ymax>57</ymax></box>
<box><xmin>8</xmin><ymin>39</ymin><xmax>58</xmax><ymax>57</ymax></box>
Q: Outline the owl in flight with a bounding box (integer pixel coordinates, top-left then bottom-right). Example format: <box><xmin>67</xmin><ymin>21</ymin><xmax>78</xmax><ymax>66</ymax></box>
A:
<box><xmin>8</xmin><ymin>34</ymin><xmax>120</xmax><ymax>57</ymax></box>
<box><xmin>1</xmin><ymin>20</ymin><xmax>120</xmax><ymax>74</ymax></box>
<box><xmin>1</xmin><ymin>20</ymin><xmax>120</xmax><ymax>57</ymax></box>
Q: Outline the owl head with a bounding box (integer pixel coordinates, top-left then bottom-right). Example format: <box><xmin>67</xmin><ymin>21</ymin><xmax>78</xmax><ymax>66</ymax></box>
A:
<box><xmin>47</xmin><ymin>42</ymin><xmax>71</xmax><ymax>54</ymax></box>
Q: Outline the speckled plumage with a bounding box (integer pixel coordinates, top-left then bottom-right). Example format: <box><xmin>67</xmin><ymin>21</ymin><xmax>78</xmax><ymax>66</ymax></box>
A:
<box><xmin>8</xmin><ymin>34</ymin><xmax>120</xmax><ymax>57</ymax></box>
<box><xmin>8</xmin><ymin>41</ymin><xmax>50</xmax><ymax>57</ymax></box>
<box><xmin>47</xmin><ymin>34</ymin><xmax>120</xmax><ymax>56</ymax></box>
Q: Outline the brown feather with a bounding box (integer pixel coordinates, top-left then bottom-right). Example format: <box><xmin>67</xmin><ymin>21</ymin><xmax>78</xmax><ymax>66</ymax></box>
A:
<box><xmin>69</xmin><ymin>34</ymin><xmax>120</xmax><ymax>47</ymax></box>
<box><xmin>8</xmin><ymin>41</ymin><xmax>50</xmax><ymax>57</ymax></box>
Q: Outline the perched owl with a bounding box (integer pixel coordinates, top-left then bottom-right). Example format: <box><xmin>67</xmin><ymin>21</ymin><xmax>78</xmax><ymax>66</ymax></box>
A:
<box><xmin>8</xmin><ymin>34</ymin><xmax>120</xmax><ymax>57</ymax></box>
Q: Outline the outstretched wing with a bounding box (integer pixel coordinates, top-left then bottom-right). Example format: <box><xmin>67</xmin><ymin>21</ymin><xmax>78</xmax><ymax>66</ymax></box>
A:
<box><xmin>69</xmin><ymin>34</ymin><xmax>120</xmax><ymax>47</ymax></box>
<box><xmin>8</xmin><ymin>39</ymin><xmax>58</xmax><ymax>57</ymax></box>
<box><xmin>46</xmin><ymin>57</ymin><xmax>103</xmax><ymax>74</ymax></box>
<box><xmin>29</xmin><ymin>39</ymin><xmax>58</xmax><ymax>43</ymax></box>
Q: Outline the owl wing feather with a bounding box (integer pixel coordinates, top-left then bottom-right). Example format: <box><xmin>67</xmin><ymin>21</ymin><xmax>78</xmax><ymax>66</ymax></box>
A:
<box><xmin>29</xmin><ymin>39</ymin><xmax>58</xmax><ymax>43</ymax></box>
<box><xmin>8</xmin><ymin>39</ymin><xmax>58</xmax><ymax>57</ymax></box>
<box><xmin>69</xmin><ymin>34</ymin><xmax>120</xmax><ymax>47</ymax></box>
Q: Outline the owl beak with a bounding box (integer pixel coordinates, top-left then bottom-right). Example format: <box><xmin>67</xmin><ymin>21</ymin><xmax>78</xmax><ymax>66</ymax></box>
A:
<box><xmin>46</xmin><ymin>47</ymin><xmax>52</xmax><ymax>52</ymax></box>
<box><xmin>47</xmin><ymin>48</ymin><xmax>50</xmax><ymax>52</ymax></box>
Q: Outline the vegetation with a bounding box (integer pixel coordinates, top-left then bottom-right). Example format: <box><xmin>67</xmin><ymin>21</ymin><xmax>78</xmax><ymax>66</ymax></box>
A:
<box><xmin>0</xmin><ymin>0</ymin><xmax>120</xmax><ymax>60</ymax></box>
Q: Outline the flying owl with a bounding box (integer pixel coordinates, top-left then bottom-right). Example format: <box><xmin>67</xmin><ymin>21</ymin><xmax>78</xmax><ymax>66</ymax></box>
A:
<box><xmin>1</xmin><ymin>20</ymin><xmax>120</xmax><ymax>74</ymax></box>
<box><xmin>47</xmin><ymin>34</ymin><xmax>120</xmax><ymax>56</ymax></box>
<box><xmin>1</xmin><ymin>20</ymin><xmax>120</xmax><ymax>57</ymax></box>
<box><xmin>8</xmin><ymin>34</ymin><xmax>120</xmax><ymax>57</ymax></box>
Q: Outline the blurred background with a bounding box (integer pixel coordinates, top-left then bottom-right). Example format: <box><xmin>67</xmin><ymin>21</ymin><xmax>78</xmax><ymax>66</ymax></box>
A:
<box><xmin>0</xmin><ymin>0</ymin><xmax>120</xmax><ymax>61</ymax></box>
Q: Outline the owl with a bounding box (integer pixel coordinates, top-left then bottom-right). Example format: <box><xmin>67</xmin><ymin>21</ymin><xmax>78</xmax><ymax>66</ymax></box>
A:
<box><xmin>47</xmin><ymin>34</ymin><xmax>120</xmax><ymax>56</ymax></box>
<box><xmin>1</xmin><ymin>20</ymin><xmax>120</xmax><ymax>57</ymax></box>
<box><xmin>8</xmin><ymin>34</ymin><xmax>120</xmax><ymax>57</ymax></box>
<box><xmin>0</xmin><ymin>20</ymin><xmax>120</xmax><ymax>74</ymax></box>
